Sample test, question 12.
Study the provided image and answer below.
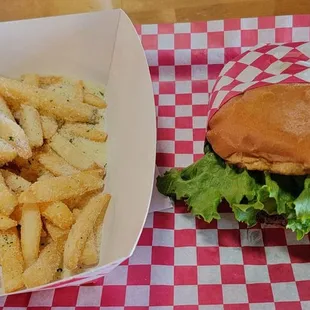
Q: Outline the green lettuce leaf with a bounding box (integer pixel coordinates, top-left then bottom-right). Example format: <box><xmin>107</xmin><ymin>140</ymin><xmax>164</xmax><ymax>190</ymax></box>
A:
<box><xmin>156</xmin><ymin>146</ymin><xmax>310</xmax><ymax>239</ymax></box>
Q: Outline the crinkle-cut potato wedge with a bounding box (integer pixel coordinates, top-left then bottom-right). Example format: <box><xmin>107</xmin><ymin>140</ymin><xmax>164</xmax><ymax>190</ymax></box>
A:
<box><xmin>0</xmin><ymin>76</ymin><xmax>99</xmax><ymax>123</ymax></box>
<box><xmin>19</xmin><ymin>105</ymin><xmax>43</xmax><ymax>148</ymax></box>
<box><xmin>60</xmin><ymin>122</ymin><xmax>107</xmax><ymax>142</ymax></box>
<box><xmin>0</xmin><ymin>228</ymin><xmax>24</xmax><ymax>293</ymax></box>
<box><xmin>0</xmin><ymin>112</ymin><xmax>31</xmax><ymax>159</ymax></box>
<box><xmin>0</xmin><ymin>172</ymin><xmax>18</xmax><ymax>216</ymax></box>
<box><xmin>84</xmin><ymin>92</ymin><xmax>107</xmax><ymax>108</ymax></box>
<box><xmin>23</xmin><ymin>241</ymin><xmax>63</xmax><ymax>288</ymax></box>
<box><xmin>0</xmin><ymin>96</ymin><xmax>15</xmax><ymax>121</ymax></box>
<box><xmin>1</xmin><ymin>169</ymin><xmax>31</xmax><ymax>194</ymax></box>
<box><xmin>0</xmin><ymin>214</ymin><xmax>17</xmax><ymax>230</ymax></box>
<box><xmin>38</xmin><ymin>149</ymin><xmax>79</xmax><ymax>176</ymax></box>
<box><xmin>64</xmin><ymin>193</ymin><xmax>111</xmax><ymax>270</ymax></box>
<box><xmin>49</xmin><ymin>133</ymin><xmax>98</xmax><ymax>170</ymax></box>
<box><xmin>40</xmin><ymin>115</ymin><xmax>58</xmax><ymax>140</ymax></box>
<box><xmin>19</xmin><ymin>169</ymin><xmax>105</xmax><ymax>203</ymax></box>
<box><xmin>40</xmin><ymin>201</ymin><xmax>74</xmax><ymax>230</ymax></box>
<box><xmin>0</xmin><ymin>138</ymin><xmax>17</xmax><ymax>166</ymax></box>
<box><xmin>44</xmin><ymin>220</ymin><xmax>69</xmax><ymax>242</ymax></box>
<box><xmin>20</xmin><ymin>204</ymin><xmax>42</xmax><ymax>268</ymax></box>
<box><xmin>20</xmin><ymin>74</ymin><xmax>39</xmax><ymax>87</ymax></box>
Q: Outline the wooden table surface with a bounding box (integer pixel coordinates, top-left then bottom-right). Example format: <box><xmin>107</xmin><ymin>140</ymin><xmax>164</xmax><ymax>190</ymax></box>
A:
<box><xmin>0</xmin><ymin>0</ymin><xmax>310</xmax><ymax>24</ymax></box>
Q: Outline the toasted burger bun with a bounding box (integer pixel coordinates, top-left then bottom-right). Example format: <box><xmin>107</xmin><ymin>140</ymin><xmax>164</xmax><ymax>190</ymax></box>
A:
<box><xmin>207</xmin><ymin>84</ymin><xmax>310</xmax><ymax>175</ymax></box>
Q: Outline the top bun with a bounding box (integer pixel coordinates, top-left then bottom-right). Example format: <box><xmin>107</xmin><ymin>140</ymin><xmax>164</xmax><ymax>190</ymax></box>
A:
<box><xmin>206</xmin><ymin>83</ymin><xmax>310</xmax><ymax>175</ymax></box>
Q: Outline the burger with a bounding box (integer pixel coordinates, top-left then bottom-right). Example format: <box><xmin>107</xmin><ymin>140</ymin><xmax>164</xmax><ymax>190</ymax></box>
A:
<box><xmin>157</xmin><ymin>83</ymin><xmax>310</xmax><ymax>240</ymax></box>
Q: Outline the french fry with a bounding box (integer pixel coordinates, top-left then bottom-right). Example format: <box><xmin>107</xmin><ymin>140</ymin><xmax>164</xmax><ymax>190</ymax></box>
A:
<box><xmin>84</xmin><ymin>92</ymin><xmax>107</xmax><ymax>108</ymax></box>
<box><xmin>74</xmin><ymin>80</ymin><xmax>84</xmax><ymax>101</ymax></box>
<box><xmin>21</xmin><ymin>74</ymin><xmax>39</xmax><ymax>87</ymax></box>
<box><xmin>10</xmin><ymin>204</ymin><xmax>23</xmax><ymax>224</ymax></box>
<box><xmin>67</xmin><ymin>135</ymin><xmax>107</xmax><ymax>168</ymax></box>
<box><xmin>23</xmin><ymin>241</ymin><xmax>63</xmax><ymax>288</ymax></box>
<box><xmin>0</xmin><ymin>138</ymin><xmax>17</xmax><ymax>166</ymax></box>
<box><xmin>0</xmin><ymin>228</ymin><xmax>24</xmax><ymax>293</ymax></box>
<box><xmin>94</xmin><ymin>199</ymin><xmax>110</xmax><ymax>248</ymax></box>
<box><xmin>80</xmin><ymin>230</ymin><xmax>98</xmax><ymax>266</ymax></box>
<box><xmin>40</xmin><ymin>201</ymin><xmax>74</xmax><ymax>230</ymax></box>
<box><xmin>19</xmin><ymin>105</ymin><xmax>43</xmax><ymax>148</ymax></box>
<box><xmin>49</xmin><ymin>133</ymin><xmax>97</xmax><ymax>170</ymax></box>
<box><xmin>60</xmin><ymin>123</ymin><xmax>107</xmax><ymax>142</ymax></box>
<box><xmin>0</xmin><ymin>172</ymin><xmax>18</xmax><ymax>216</ymax></box>
<box><xmin>72</xmin><ymin>208</ymin><xmax>98</xmax><ymax>265</ymax></box>
<box><xmin>37</xmin><ymin>170</ymin><xmax>55</xmax><ymax>181</ymax></box>
<box><xmin>20</xmin><ymin>204</ymin><xmax>42</xmax><ymax>268</ymax></box>
<box><xmin>64</xmin><ymin>193</ymin><xmax>111</xmax><ymax>270</ymax></box>
<box><xmin>63</xmin><ymin>189</ymin><xmax>103</xmax><ymax>209</ymax></box>
<box><xmin>40</xmin><ymin>115</ymin><xmax>58</xmax><ymax>140</ymax></box>
<box><xmin>1</xmin><ymin>169</ymin><xmax>31</xmax><ymax>194</ymax></box>
<box><xmin>19</xmin><ymin>169</ymin><xmax>104</xmax><ymax>203</ymax></box>
<box><xmin>45</xmin><ymin>220</ymin><xmax>69</xmax><ymax>242</ymax></box>
<box><xmin>0</xmin><ymin>76</ymin><xmax>99</xmax><ymax>123</ymax></box>
<box><xmin>0</xmin><ymin>215</ymin><xmax>17</xmax><ymax>230</ymax></box>
<box><xmin>0</xmin><ymin>96</ymin><xmax>15</xmax><ymax>121</ymax></box>
<box><xmin>0</xmin><ymin>112</ymin><xmax>31</xmax><ymax>159</ymax></box>
<box><xmin>38</xmin><ymin>149</ymin><xmax>79</xmax><ymax>176</ymax></box>
<box><xmin>39</xmin><ymin>75</ymin><xmax>63</xmax><ymax>87</ymax></box>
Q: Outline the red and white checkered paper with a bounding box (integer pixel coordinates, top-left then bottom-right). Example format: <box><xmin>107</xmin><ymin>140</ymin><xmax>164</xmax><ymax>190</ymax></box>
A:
<box><xmin>2</xmin><ymin>14</ymin><xmax>310</xmax><ymax>310</ymax></box>
<box><xmin>208</xmin><ymin>41</ymin><xmax>310</xmax><ymax>121</ymax></box>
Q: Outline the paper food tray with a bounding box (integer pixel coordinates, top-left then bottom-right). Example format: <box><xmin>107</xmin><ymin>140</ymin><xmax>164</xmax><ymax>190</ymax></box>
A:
<box><xmin>0</xmin><ymin>9</ymin><xmax>156</xmax><ymax>295</ymax></box>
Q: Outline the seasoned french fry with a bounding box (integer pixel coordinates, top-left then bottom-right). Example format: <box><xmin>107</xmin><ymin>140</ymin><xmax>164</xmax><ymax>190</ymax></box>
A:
<box><xmin>10</xmin><ymin>204</ymin><xmax>23</xmax><ymax>224</ymax></box>
<box><xmin>0</xmin><ymin>172</ymin><xmax>18</xmax><ymax>216</ymax></box>
<box><xmin>39</xmin><ymin>75</ymin><xmax>63</xmax><ymax>87</ymax></box>
<box><xmin>20</xmin><ymin>204</ymin><xmax>42</xmax><ymax>268</ymax></box>
<box><xmin>40</xmin><ymin>201</ymin><xmax>74</xmax><ymax>230</ymax></box>
<box><xmin>0</xmin><ymin>214</ymin><xmax>17</xmax><ymax>230</ymax></box>
<box><xmin>19</xmin><ymin>105</ymin><xmax>43</xmax><ymax>148</ymax></box>
<box><xmin>60</xmin><ymin>123</ymin><xmax>107</xmax><ymax>142</ymax></box>
<box><xmin>45</xmin><ymin>220</ymin><xmax>69</xmax><ymax>242</ymax></box>
<box><xmin>80</xmin><ymin>230</ymin><xmax>98</xmax><ymax>266</ymax></box>
<box><xmin>0</xmin><ymin>96</ymin><xmax>15</xmax><ymax>121</ymax></box>
<box><xmin>0</xmin><ymin>138</ymin><xmax>17</xmax><ymax>166</ymax></box>
<box><xmin>19</xmin><ymin>169</ymin><xmax>104</xmax><ymax>203</ymax></box>
<box><xmin>37</xmin><ymin>170</ymin><xmax>55</xmax><ymax>181</ymax></box>
<box><xmin>63</xmin><ymin>189</ymin><xmax>103</xmax><ymax>209</ymax></box>
<box><xmin>67</xmin><ymin>135</ymin><xmax>107</xmax><ymax>168</ymax></box>
<box><xmin>1</xmin><ymin>169</ymin><xmax>31</xmax><ymax>194</ymax></box>
<box><xmin>40</xmin><ymin>115</ymin><xmax>58</xmax><ymax>140</ymax></box>
<box><xmin>94</xmin><ymin>199</ymin><xmax>110</xmax><ymax>248</ymax></box>
<box><xmin>0</xmin><ymin>228</ymin><xmax>24</xmax><ymax>293</ymax></box>
<box><xmin>21</xmin><ymin>74</ymin><xmax>39</xmax><ymax>87</ymax></box>
<box><xmin>0</xmin><ymin>112</ymin><xmax>31</xmax><ymax>159</ymax></box>
<box><xmin>64</xmin><ymin>193</ymin><xmax>111</xmax><ymax>270</ymax></box>
<box><xmin>72</xmin><ymin>207</ymin><xmax>98</xmax><ymax>265</ymax></box>
<box><xmin>49</xmin><ymin>133</ymin><xmax>97</xmax><ymax>170</ymax></box>
<box><xmin>0</xmin><ymin>76</ymin><xmax>99</xmax><ymax>123</ymax></box>
<box><xmin>23</xmin><ymin>241</ymin><xmax>63</xmax><ymax>288</ymax></box>
<box><xmin>84</xmin><ymin>92</ymin><xmax>107</xmax><ymax>108</ymax></box>
<box><xmin>38</xmin><ymin>149</ymin><xmax>79</xmax><ymax>176</ymax></box>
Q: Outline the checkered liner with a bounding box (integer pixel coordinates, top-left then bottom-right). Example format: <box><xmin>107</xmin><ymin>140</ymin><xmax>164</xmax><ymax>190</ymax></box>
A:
<box><xmin>2</xmin><ymin>14</ymin><xmax>310</xmax><ymax>310</ymax></box>
<box><xmin>209</xmin><ymin>41</ymin><xmax>310</xmax><ymax>120</ymax></box>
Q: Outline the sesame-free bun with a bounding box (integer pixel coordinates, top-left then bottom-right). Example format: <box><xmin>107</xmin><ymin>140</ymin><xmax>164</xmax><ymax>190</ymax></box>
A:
<box><xmin>207</xmin><ymin>84</ymin><xmax>310</xmax><ymax>175</ymax></box>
